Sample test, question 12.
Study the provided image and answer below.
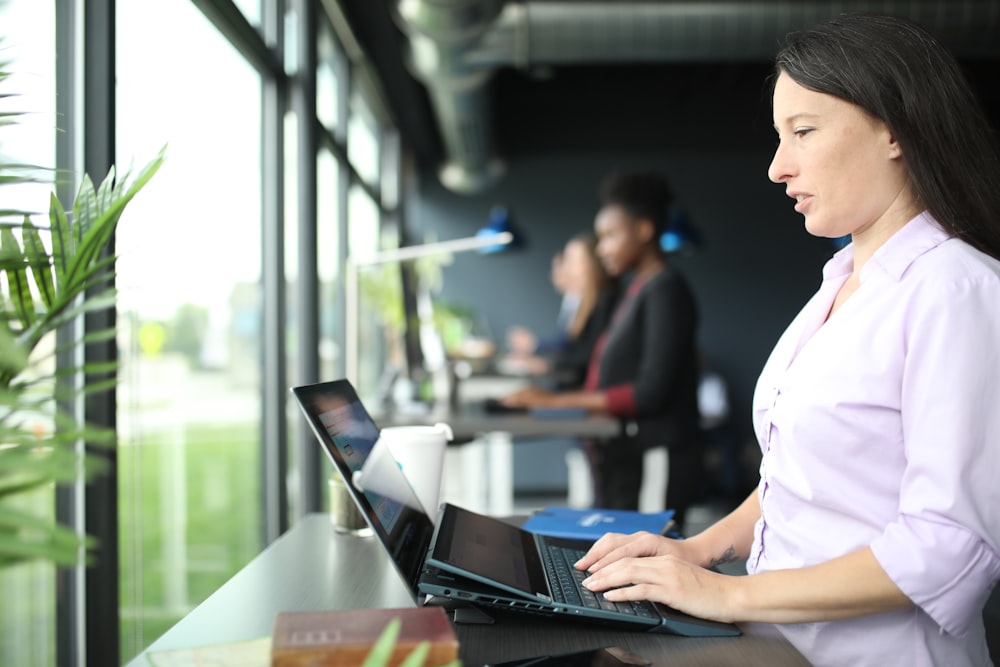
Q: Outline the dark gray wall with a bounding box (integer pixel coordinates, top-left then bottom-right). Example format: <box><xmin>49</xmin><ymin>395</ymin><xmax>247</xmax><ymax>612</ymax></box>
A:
<box><xmin>407</xmin><ymin>150</ymin><xmax>834</xmax><ymax>452</ymax></box>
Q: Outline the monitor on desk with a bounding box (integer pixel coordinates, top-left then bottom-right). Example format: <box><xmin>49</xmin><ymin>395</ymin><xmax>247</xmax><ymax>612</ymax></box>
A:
<box><xmin>382</xmin><ymin>260</ymin><xmax>454</xmax><ymax>410</ymax></box>
<box><xmin>399</xmin><ymin>261</ymin><xmax>425</xmax><ymax>381</ymax></box>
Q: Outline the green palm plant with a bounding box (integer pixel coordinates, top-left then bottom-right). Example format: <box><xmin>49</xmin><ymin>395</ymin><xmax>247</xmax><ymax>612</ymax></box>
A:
<box><xmin>0</xmin><ymin>61</ymin><xmax>165</xmax><ymax>567</ymax></box>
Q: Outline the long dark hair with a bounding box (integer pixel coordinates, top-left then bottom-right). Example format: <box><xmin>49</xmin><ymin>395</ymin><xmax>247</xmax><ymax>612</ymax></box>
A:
<box><xmin>772</xmin><ymin>14</ymin><xmax>1000</xmax><ymax>260</ymax></box>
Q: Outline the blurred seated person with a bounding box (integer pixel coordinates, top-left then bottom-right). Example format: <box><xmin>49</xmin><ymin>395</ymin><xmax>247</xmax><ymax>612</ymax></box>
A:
<box><xmin>506</xmin><ymin>249</ymin><xmax>571</xmax><ymax>360</ymax></box>
<box><xmin>504</xmin><ymin>248</ymin><xmax>573</xmax><ymax>375</ymax></box>
<box><xmin>504</xmin><ymin>232</ymin><xmax>619</xmax><ymax>389</ymax></box>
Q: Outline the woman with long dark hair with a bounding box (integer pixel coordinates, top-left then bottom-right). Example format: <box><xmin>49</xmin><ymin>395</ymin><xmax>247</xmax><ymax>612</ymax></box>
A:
<box><xmin>574</xmin><ymin>14</ymin><xmax>1000</xmax><ymax>666</ymax></box>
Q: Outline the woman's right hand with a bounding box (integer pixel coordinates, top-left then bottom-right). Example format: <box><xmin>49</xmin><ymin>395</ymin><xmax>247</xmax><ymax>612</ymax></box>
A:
<box><xmin>574</xmin><ymin>530</ymin><xmax>695</xmax><ymax>574</ymax></box>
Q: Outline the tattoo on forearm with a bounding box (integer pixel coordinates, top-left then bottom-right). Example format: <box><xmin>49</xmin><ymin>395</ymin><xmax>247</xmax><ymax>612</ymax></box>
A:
<box><xmin>709</xmin><ymin>545</ymin><xmax>737</xmax><ymax>568</ymax></box>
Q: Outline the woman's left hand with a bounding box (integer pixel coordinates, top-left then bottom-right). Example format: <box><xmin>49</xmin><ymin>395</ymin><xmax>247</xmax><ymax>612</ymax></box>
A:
<box><xmin>581</xmin><ymin>553</ymin><xmax>739</xmax><ymax>624</ymax></box>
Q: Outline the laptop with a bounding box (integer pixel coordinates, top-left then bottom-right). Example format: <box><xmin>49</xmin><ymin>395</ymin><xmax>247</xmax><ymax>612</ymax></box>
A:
<box><xmin>290</xmin><ymin>378</ymin><xmax>740</xmax><ymax>638</ymax></box>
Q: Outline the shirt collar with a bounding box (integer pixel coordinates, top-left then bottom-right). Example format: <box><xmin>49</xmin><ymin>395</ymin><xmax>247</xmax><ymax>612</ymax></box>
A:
<box><xmin>821</xmin><ymin>212</ymin><xmax>952</xmax><ymax>283</ymax></box>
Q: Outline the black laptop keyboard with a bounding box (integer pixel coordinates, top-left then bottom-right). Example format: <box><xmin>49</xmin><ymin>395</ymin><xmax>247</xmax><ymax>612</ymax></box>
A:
<box><xmin>537</xmin><ymin>541</ymin><xmax>657</xmax><ymax>619</ymax></box>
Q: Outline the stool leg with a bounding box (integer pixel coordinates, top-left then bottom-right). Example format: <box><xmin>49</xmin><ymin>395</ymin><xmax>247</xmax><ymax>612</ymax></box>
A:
<box><xmin>564</xmin><ymin>448</ymin><xmax>594</xmax><ymax>508</ymax></box>
<box><xmin>456</xmin><ymin>439</ymin><xmax>489</xmax><ymax>514</ymax></box>
<box><xmin>484</xmin><ymin>431</ymin><xmax>513</xmax><ymax>516</ymax></box>
<box><xmin>639</xmin><ymin>447</ymin><xmax>669</xmax><ymax>513</ymax></box>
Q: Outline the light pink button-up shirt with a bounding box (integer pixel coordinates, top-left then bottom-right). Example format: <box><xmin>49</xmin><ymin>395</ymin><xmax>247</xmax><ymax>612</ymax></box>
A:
<box><xmin>746</xmin><ymin>212</ymin><xmax>1000</xmax><ymax>666</ymax></box>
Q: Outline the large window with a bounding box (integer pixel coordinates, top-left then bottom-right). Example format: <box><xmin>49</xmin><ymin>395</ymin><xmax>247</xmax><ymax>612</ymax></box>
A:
<box><xmin>115</xmin><ymin>1</ymin><xmax>264</xmax><ymax>659</ymax></box>
<box><xmin>0</xmin><ymin>0</ymin><xmax>402</xmax><ymax>662</ymax></box>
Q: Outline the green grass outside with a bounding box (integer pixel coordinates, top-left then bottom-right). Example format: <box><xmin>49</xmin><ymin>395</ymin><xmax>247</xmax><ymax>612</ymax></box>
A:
<box><xmin>118</xmin><ymin>421</ymin><xmax>262</xmax><ymax>663</ymax></box>
<box><xmin>0</xmin><ymin>490</ymin><xmax>57</xmax><ymax>667</ymax></box>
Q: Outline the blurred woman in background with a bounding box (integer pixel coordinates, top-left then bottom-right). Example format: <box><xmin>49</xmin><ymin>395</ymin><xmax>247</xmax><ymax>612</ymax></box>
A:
<box><xmin>504</xmin><ymin>231</ymin><xmax>618</xmax><ymax>389</ymax></box>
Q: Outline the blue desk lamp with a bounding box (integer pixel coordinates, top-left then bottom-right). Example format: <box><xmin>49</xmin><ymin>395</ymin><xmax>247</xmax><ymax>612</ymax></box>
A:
<box><xmin>477</xmin><ymin>206</ymin><xmax>522</xmax><ymax>254</ymax></box>
<box><xmin>660</xmin><ymin>206</ymin><xmax>701</xmax><ymax>255</ymax></box>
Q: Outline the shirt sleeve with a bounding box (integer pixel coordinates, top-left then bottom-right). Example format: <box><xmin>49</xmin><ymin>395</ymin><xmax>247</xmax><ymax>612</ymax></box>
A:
<box><xmin>870</xmin><ymin>273</ymin><xmax>1000</xmax><ymax>637</ymax></box>
<box><xmin>603</xmin><ymin>383</ymin><xmax>636</xmax><ymax>415</ymax></box>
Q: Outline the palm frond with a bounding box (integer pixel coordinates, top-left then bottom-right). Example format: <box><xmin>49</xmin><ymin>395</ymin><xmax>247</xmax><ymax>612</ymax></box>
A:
<box><xmin>0</xmin><ymin>505</ymin><xmax>96</xmax><ymax>568</ymax></box>
<box><xmin>1</xmin><ymin>58</ymin><xmax>165</xmax><ymax>567</ymax></box>
<box><xmin>21</xmin><ymin>218</ymin><xmax>56</xmax><ymax>309</ymax></box>
<box><xmin>0</xmin><ymin>226</ymin><xmax>34</xmax><ymax>327</ymax></box>
<box><xmin>49</xmin><ymin>192</ymin><xmax>72</xmax><ymax>282</ymax></box>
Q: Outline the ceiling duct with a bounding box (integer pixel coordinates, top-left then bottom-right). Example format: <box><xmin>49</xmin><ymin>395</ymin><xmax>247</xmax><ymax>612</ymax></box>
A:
<box><xmin>394</xmin><ymin>0</ymin><xmax>507</xmax><ymax>194</ymax></box>
<box><xmin>394</xmin><ymin>0</ymin><xmax>1000</xmax><ymax>194</ymax></box>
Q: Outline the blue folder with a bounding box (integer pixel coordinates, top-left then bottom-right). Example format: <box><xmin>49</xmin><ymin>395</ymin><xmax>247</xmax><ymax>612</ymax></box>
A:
<box><xmin>522</xmin><ymin>506</ymin><xmax>677</xmax><ymax>542</ymax></box>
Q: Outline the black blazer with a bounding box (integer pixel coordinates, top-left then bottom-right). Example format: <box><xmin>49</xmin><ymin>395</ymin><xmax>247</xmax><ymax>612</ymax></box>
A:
<box><xmin>597</xmin><ymin>266</ymin><xmax>701</xmax><ymax>451</ymax></box>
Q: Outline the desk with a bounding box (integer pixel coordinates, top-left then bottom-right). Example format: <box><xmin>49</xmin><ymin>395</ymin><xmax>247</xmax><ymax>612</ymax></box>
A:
<box><xmin>375</xmin><ymin>406</ymin><xmax>620</xmax><ymax>516</ymax></box>
<box><xmin>126</xmin><ymin>514</ymin><xmax>810</xmax><ymax>667</ymax></box>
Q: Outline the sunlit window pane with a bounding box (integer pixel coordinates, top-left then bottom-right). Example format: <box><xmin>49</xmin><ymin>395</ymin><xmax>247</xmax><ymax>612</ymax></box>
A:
<box><xmin>317</xmin><ymin>23</ymin><xmax>342</xmax><ymax>133</ymax></box>
<box><xmin>233</xmin><ymin>0</ymin><xmax>261</xmax><ymax>27</ymax></box>
<box><xmin>283</xmin><ymin>107</ymin><xmax>303</xmax><ymax>522</ymax></box>
<box><xmin>347</xmin><ymin>93</ymin><xmax>380</xmax><ymax>187</ymax></box>
<box><xmin>115</xmin><ymin>1</ymin><xmax>263</xmax><ymax>660</ymax></box>
<box><xmin>348</xmin><ymin>185</ymin><xmax>379</xmax><ymax>268</ymax></box>
<box><xmin>348</xmin><ymin>184</ymin><xmax>384</xmax><ymax>400</ymax></box>
<box><xmin>318</xmin><ymin>148</ymin><xmax>342</xmax><ymax>383</ymax></box>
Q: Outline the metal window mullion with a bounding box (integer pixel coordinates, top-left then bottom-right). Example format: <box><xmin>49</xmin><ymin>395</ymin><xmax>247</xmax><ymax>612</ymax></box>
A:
<box><xmin>54</xmin><ymin>0</ymin><xmax>85</xmax><ymax>662</ymax></box>
<box><xmin>261</xmin><ymin>0</ymin><xmax>290</xmax><ymax>545</ymax></box>
<box><xmin>294</xmin><ymin>0</ymin><xmax>322</xmax><ymax>517</ymax></box>
<box><xmin>333</xmin><ymin>18</ymin><xmax>350</xmax><ymax>384</ymax></box>
<box><xmin>79</xmin><ymin>1</ymin><xmax>120</xmax><ymax>666</ymax></box>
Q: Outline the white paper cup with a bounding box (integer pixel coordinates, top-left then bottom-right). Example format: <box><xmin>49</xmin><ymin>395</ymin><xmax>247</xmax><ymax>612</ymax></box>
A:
<box><xmin>376</xmin><ymin>423</ymin><xmax>453</xmax><ymax>517</ymax></box>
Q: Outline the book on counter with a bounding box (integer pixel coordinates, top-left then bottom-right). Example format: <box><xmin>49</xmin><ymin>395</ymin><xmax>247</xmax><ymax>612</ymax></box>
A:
<box><xmin>522</xmin><ymin>506</ymin><xmax>677</xmax><ymax>542</ymax></box>
<box><xmin>271</xmin><ymin>606</ymin><xmax>459</xmax><ymax>667</ymax></box>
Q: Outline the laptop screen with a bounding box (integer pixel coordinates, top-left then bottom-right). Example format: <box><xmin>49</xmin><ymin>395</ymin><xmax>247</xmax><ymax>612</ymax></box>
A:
<box><xmin>429</xmin><ymin>502</ymin><xmax>550</xmax><ymax>597</ymax></box>
<box><xmin>290</xmin><ymin>379</ymin><xmax>435</xmax><ymax>596</ymax></box>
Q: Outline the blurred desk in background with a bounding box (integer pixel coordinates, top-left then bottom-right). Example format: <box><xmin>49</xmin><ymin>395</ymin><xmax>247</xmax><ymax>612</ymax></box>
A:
<box><xmin>374</xmin><ymin>375</ymin><xmax>619</xmax><ymax>515</ymax></box>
